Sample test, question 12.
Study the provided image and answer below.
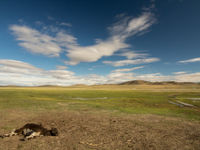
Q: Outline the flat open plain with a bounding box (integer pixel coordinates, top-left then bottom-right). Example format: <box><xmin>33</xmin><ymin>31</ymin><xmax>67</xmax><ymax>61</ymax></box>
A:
<box><xmin>0</xmin><ymin>84</ymin><xmax>200</xmax><ymax>150</ymax></box>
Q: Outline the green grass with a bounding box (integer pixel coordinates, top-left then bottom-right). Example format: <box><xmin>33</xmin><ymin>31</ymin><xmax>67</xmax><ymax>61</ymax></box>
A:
<box><xmin>0</xmin><ymin>86</ymin><xmax>200</xmax><ymax>120</ymax></box>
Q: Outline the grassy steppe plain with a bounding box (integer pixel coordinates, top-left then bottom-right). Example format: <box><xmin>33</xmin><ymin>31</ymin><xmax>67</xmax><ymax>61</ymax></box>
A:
<box><xmin>0</xmin><ymin>84</ymin><xmax>200</xmax><ymax>120</ymax></box>
<box><xmin>0</xmin><ymin>84</ymin><xmax>200</xmax><ymax>149</ymax></box>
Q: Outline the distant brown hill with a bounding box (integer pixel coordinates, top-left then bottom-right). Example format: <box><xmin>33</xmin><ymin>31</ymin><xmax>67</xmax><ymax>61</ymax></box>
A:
<box><xmin>119</xmin><ymin>80</ymin><xmax>151</xmax><ymax>85</ymax></box>
<box><xmin>119</xmin><ymin>80</ymin><xmax>199</xmax><ymax>85</ymax></box>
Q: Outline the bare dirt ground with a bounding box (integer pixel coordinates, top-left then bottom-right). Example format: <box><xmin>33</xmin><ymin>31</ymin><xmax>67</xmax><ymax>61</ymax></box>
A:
<box><xmin>0</xmin><ymin>110</ymin><xmax>200</xmax><ymax>150</ymax></box>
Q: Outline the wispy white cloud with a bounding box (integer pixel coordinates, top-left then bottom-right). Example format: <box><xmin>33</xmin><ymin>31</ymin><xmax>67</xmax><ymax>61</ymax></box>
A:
<box><xmin>0</xmin><ymin>59</ymin><xmax>38</xmax><ymax>70</ymax></box>
<box><xmin>0</xmin><ymin>59</ymin><xmax>200</xmax><ymax>86</ymax></box>
<box><xmin>108</xmin><ymin>12</ymin><xmax>156</xmax><ymax>38</ymax></box>
<box><xmin>179</xmin><ymin>57</ymin><xmax>200</xmax><ymax>63</ymax></box>
<box><xmin>174</xmin><ymin>72</ymin><xmax>200</xmax><ymax>82</ymax></box>
<box><xmin>56</xmin><ymin>65</ymin><xmax>68</xmax><ymax>70</ymax></box>
<box><xmin>59</xmin><ymin>22</ymin><xmax>72</xmax><ymax>27</ymax></box>
<box><xmin>103</xmin><ymin>58</ymin><xmax>159</xmax><ymax>67</ymax></box>
<box><xmin>0</xmin><ymin>59</ymin><xmax>45</xmax><ymax>86</ymax></box>
<box><xmin>10</xmin><ymin>25</ymin><xmax>61</xmax><ymax>57</ymax></box>
<box><xmin>0</xmin><ymin>59</ymin><xmax>78</xmax><ymax>86</ymax></box>
<box><xmin>118</xmin><ymin>51</ymin><xmax>148</xmax><ymax>59</ymax></box>
<box><xmin>112</xmin><ymin>66</ymin><xmax>144</xmax><ymax>73</ymax></box>
<box><xmin>10</xmin><ymin>9</ymin><xmax>158</xmax><ymax>65</ymax></box>
<box><xmin>66</xmin><ymin>12</ymin><xmax>156</xmax><ymax>65</ymax></box>
<box><xmin>173</xmin><ymin>71</ymin><xmax>187</xmax><ymax>75</ymax></box>
<box><xmin>48</xmin><ymin>70</ymin><xmax>74</xmax><ymax>79</ymax></box>
<box><xmin>0</xmin><ymin>59</ymin><xmax>108</xmax><ymax>86</ymax></box>
<box><xmin>106</xmin><ymin>72</ymin><xmax>135</xmax><ymax>83</ymax></box>
<box><xmin>55</xmin><ymin>31</ymin><xmax>77</xmax><ymax>47</ymax></box>
<box><xmin>66</xmin><ymin>38</ymin><xmax>129</xmax><ymax>65</ymax></box>
<box><xmin>10</xmin><ymin>25</ymin><xmax>77</xmax><ymax>57</ymax></box>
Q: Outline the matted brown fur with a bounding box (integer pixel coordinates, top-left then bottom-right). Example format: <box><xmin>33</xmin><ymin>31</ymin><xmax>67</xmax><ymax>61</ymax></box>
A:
<box><xmin>0</xmin><ymin>110</ymin><xmax>200</xmax><ymax>150</ymax></box>
<box><xmin>14</xmin><ymin>123</ymin><xmax>58</xmax><ymax>136</ymax></box>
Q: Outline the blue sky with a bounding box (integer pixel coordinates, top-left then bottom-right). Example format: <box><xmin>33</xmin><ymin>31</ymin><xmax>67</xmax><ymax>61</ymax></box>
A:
<box><xmin>0</xmin><ymin>0</ymin><xmax>200</xmax><ymax>86</ymax></box>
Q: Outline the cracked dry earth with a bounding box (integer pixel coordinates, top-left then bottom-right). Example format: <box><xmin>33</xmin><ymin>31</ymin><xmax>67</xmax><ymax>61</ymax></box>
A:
<box><xmin>0</xmin><ymin>110</ymin><xmax>200</xmax><ymax>150</ymax></box>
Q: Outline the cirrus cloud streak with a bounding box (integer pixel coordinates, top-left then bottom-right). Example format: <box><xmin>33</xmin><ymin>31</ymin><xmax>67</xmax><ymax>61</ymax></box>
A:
<box><xmin>103</xmin><ymin>58</ymin><xmax>159</xmax><ymax>67</ymax></box>
<box><xmin>10</xmin><ymin>11</ymin><xmax>158</xmax><ymax>65</ymax></box>
<box><xmin>179</xmin><ymin>57</ymin><xmax>200</xmax><ymax>63</ymax></box>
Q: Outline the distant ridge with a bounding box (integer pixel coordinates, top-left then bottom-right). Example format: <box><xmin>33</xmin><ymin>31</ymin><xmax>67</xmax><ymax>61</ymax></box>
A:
<box><xmin>0</xmin><ymin>81</ymin><xmax>199</xmax><ymax>87</ymax></box>
<box><xmin>119</xmin><ymin>80</ymin><xmax>199</xmax><ymax>85</ymax></box>
<box><xmin>119</xmin><ymin>80</ymin><xmax>151</xmax><ymax>85</ymax></box>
